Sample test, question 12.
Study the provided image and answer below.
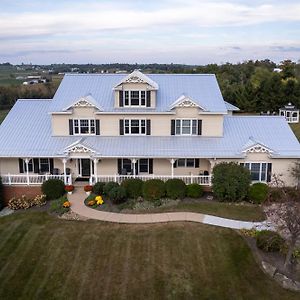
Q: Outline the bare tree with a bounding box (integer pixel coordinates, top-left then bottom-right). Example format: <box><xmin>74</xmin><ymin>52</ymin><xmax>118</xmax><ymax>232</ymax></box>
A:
<box><xmin>290</xmin><ymin>160</ymin><xmax>300</xmax><ymax>189</ymax></box>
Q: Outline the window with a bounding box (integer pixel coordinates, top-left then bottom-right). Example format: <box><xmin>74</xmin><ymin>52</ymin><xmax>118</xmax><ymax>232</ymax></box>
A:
<box><xmin>175</xmin><ymin>119</ymin><xmax>197</xmax><ymax>135</ymax></box>
<box><xmin>122</xmin><ymin>159</ymin><xmax>132</xmax><ymax>173</ymax></box>
<box><xmin>22</xmin><ymin>158</ymin><xmax>50</xmax><ymax>173</ymax></box>
<box><xmin>139</xmin><ymin>159</ymin><xmax>149</xmax><ymax>173</ymax></box>
<box><xmin>123</xmin><ymin>90</ymin><xmax>147</xmax><ymax>107</ymax></box>
<box><xmin>73</xmin><ymin>119</ymin><xmax>95</xmax><ymax>135</ymax></box>
<box><xmin>124</xmin><ymin>119</ymin><xmax>146</xmax><ymax>135</ymax></box>
<box><xmin>240</xmin><ymin>162</ymin><xmax>271</xmax><ymax>182</ymax></box>
<box><xmin>39</xmin><ymin>158</ymin><xmax>50</xmax><ymax>173</ymax></box>
<box><xmin>176</xmin><ymin>159</ymin><xmax>196</xmax><ymax>168</ymax></box>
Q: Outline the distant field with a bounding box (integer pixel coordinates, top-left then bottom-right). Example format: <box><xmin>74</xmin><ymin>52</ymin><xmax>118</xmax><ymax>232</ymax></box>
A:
<box><xmin>290</xmin><ymin>123</ymin><xmax>300</xmax><ymax>141</ymax></box>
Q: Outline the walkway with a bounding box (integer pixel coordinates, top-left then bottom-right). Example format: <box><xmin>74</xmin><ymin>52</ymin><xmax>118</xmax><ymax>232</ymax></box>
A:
<box><xmin>68</xmin><ymin>189</ymin><xmax>271</xmax><ymax>230</ymax></box>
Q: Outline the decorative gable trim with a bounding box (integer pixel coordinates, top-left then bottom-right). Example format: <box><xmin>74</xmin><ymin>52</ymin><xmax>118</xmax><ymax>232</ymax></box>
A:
<box><xmin>243</xmin><ymin>144</ymin><xmax>273</xmax><ymax>154</ymax></box>
<box><xmin>169</xmin><ymin>95</ymin><xmax>206</xmax><ymax>111</ymax></box>
<box><xmin>114</xmin><ymin>70</ymin><xmax>159</xmax><ymax>90</ymax></box>
<box><xmin>63</xmin><ymin>95</ymin><xmax>103</xmax><ymax>111</ymax></box>
<box><xmin>63</xmin><ymin>139</ymin><xmax>96</xmax><ymax>154</ymax></box>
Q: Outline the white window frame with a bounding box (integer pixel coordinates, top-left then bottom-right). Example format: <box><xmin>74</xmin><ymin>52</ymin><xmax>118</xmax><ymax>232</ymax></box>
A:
<box><xmin>123</xmin><ymin>90</ymin><xmax>146</xmax><ymax>107</ymax></box>
<box><xmin>39</xmin><ymin>158</ymin><xmax>50</xmax><ymax>173</ymax></box>
<box><xmin>73</xmin><ymin>119</ymin><xmax>96</xmax><ymax>135</ymax></box>
<box><xmin>23</xmin><ymin>158</ymin><xmax>50</xmax><ymax>173</ymax></box>
<box><xmin>175</xmin><ymin>119</ymin><xmax>198</xmax><ymax>135</ymax></box>
<box><xmin>176</xmin><ymin>158</ymin><xmax>196</xmax><ymax>168</ymax></box>
<box><xmin>241</xmin><ymin>162</ymin><xmax>270</xmax><ymax>182</ymax></box>
<box><xmin>124</xmin><ymin>119</ymin><xmax>146</xmax><ymax>135</ymax></box>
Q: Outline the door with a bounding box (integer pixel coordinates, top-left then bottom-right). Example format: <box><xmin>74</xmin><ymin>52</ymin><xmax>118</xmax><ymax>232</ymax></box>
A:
<box><xmin>81</xmin><ymin>159</ymin><xmax>91</xmax><ymax>177</ymax></box>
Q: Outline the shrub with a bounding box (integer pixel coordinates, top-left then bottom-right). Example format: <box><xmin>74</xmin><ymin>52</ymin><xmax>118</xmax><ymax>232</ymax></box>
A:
<box><xmin>64</xmin><ymin>185</ymin><xmax>74</xmax><ymax>192</ymax></box>
<box><xmin>0</xmin><ymin>177</ymin><xmax>3</xmax><ymax>211</ymax></box>
<box><xmin>108</xmin><ymin>186</ymin><xmax>126</xmax><ymax>204</ymax></box>
<box><xmin>84</xmin><ymin>185</ymin><xmax>93</xmax><ymax>192</ymax></box>
<box><xmin>143</xmin><ymin>179</ymin><xmax>165</xmax><ymax>201</ymax></box>
<box><xmin>50</xmin><ymin>196</ymin><xmax>70</xmax><ymax>215</ymax></box>
<box><xmin>42</xmin><ymin>179</ymin><xmax>65</xmax><ymax>200</ymax></box>
<box><xmin>93</xmin><ymin>182</ymin><xmax>106</xmax><ymax>195</ymax></box>
<box><xmin>165</xmin><ymin>179</ymin><xmax>186</xmax><ymax>199</ymax></box>
<box><xmin>103</xmin><ymin>181</ymin><xmax>119</xmax><ymax>196</ymax></box>
<box><xmin>121</xmin><ymin>179</ymin><xmax>144</xmax><ymax>199</ymax></box>
<box><xmin>186</xmin><ymin>184</ymin><xmax>204</xmax><ymax>198</ymax></box>
<box><xmin>8</xmin><ymin>194</ymin><xmax>46</xmax><ymax>210</ymax></box>
<box><xmin>256</xmin><ymin>230</ymin><xmax>285</xmax><ymax>252</ymax></box>
<box><xmin>212</xmin><ymin>162</ymin><xmax>251</xmax><ymax>202</ymax></box>
<box><xmin>248</xmin><ymin>183</ymin><xmax>268</xmax><ymax>204</ymax></box>
<box><xmin>267</xmin><ymin>187</ymin><xmax>283</xmax><ymax>202</ymax></box>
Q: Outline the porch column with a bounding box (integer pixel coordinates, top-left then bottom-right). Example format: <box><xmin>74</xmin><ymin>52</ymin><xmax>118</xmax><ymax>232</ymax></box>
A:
<box><xmin>93</xmin><ymin>158</ymin><xmax>99</xmax><ymax>184</ymax></box>
<box><xmin>25</xmin><ymin>158</ymin><xmax>30</xmax><ymax>185</ymax></box>
<box><xmin>131</xmin><ymin>159</ymin><xmax>137</xmax><ymax>178</ymax></box>
<box><xmin>169</xmin><ymin>159</ymin><xmax>175</xmax><ymax>178</ymax></box>
<box><xmin>62</xmin><ymin>158</ymin><xmax>68</xmax><ymax>185</ymax></box>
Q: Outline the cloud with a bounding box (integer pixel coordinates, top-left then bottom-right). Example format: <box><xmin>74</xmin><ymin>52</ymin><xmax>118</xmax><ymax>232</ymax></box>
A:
<box><xmin>271</xmin><ymin>46</ymin><xmax>300</xmax><ymax>52</ymax></box>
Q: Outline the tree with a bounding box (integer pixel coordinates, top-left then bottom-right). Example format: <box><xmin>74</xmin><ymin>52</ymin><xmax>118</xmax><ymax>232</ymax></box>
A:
<box><xmin>290</xmin><ymin>160</ymin><xmax>300</xmax><ymax>188</ymax></box>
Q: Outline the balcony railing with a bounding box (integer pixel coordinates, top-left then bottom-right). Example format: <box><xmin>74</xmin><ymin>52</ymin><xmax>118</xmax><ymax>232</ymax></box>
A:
<box><xmin>90</xmin><ymin>175</ymin><xmax>212</xmax><ymax>186</ymax></box>
<box><xmin>285</xmin><ymin>116</ymin><xmax>299</xmax><ymax>123</ymax></box>
<box><xmin>1</xmin><ymin>174</ymin><xmax>72</xmax><ymax>186</ymax></box>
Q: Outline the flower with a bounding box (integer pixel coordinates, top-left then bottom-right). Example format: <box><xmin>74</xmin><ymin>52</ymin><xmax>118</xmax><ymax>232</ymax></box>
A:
<box><xmin>95</xmin><ymin>195</ymin><xmax>104</xmax><ymax>205</ymax></box>
<box><xmin>63</xmin><ymin>201</ymin><xmax>71</xmax><ymax>208</ymax></box>
<box><xmin>84</xmin><ymin>185</ymin><xmax>93</xmax><ymax>192</ymax></box>
<box><xmin>65</xmin><ymin>185</ymin><xmax>74</xmax><ymax>192</ymax></box>
<box><xmin>88</xmin><ymin>200</ymin><xmax>96</xmax><ymax>206</ymax></box>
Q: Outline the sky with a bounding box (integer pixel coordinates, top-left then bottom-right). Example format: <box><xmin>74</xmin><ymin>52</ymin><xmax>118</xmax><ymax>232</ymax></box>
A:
<box><xmin>0</xmin><ymin>0</ymin><xmax>300</xmax><ymax>65</ymax></box>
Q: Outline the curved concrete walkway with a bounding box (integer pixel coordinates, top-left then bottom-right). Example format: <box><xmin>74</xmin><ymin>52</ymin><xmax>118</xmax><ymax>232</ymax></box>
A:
<box><xmin>68</xmin><ymin>190</ymin><xmax>272</xmax><ymax>230</ymax></box>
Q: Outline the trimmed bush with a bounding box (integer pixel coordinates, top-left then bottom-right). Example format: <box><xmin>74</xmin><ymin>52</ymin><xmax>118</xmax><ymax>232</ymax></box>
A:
<box><xmin>248</xmin><ymin>183</ymin><xmax>268</xmax><ymax>204</ymax></box>
<box><xmin>186</xmin><ymin>184</ymin><xmax>204</xmax><ymax>198</ymax></box>
<box><xmin>212</xmin><ymin>162</ymin><xmax>251</xmax><ymax>202</ymax></box>
<box><xmin>103</xmin><ymin>182</ymin><xmax>119</xmax><ymax>196</ymax></box>
<box><xmin>165</xmin><ymin>179</ymin><xmax>186</xmax><ymax>199</ymax></box>
<box><xmin>42</xmin><ymin>179</ymin><xmax>65</xmax><ymax>200</ymax></box>
<box><xmin>143</xmin><ymin>179</ymin><xmax>165</xmax><ymax>201</ymax></box>
<box><xmin>121</xmin><ymin>179</ymin><xmax>144</xmax><ymax>199</ymax></box>
<box><xmin>93</xmin><ymin>182</ymin><xmax>106</xmax><ymax>195</ymax></box>
<box><xmin>0</xmin><ymin>177</ymin><xmax>3</xmax><ymax>210</ymax></box>
<box><xmin>256</xmin><ymin>230</ymin><xmax>285</xmax><ymax>252</ymax></box>
<box><xmin>108</xmin><ymin>186</ymin><xmax>126</xmax><ymax>204</ymax></box>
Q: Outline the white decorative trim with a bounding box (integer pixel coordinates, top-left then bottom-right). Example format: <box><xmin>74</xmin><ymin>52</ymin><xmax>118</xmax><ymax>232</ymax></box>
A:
<box><xmin>63</xmin><ymin>95</ymin><xmax>103</xmax><ymax>111</ymax></box>
<box><xmin>243</xmin><ymin>143</ymin><xmax>273</xmax><ymax>154</ymax></box>
<box><xmin>66</xmin><ymin>145</ymin><xmax>94</xmax><ymax>153</ymax></box>
<box><xmin>169</xmin><ymin>95</ymin><xmax>206</xmax><ymax>111</ymax></box>
<box><xmin>73</xmin><ymin>98</ymin><xmax>94</xmax><ymax>108</ymax></box>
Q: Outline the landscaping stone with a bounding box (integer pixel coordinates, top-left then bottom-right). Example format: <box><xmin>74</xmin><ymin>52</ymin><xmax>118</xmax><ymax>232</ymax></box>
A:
<box><xmin>0</xmin><ymin>207</ymin><xmax>14</xmax><ymax>217</ymax></box>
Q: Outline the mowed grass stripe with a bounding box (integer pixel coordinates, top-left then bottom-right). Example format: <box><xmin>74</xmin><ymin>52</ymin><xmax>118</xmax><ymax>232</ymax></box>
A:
<box><xmin>0</xmin><ymin>220</ymin><xmax>23</xmax><ymax>253</ymax></box>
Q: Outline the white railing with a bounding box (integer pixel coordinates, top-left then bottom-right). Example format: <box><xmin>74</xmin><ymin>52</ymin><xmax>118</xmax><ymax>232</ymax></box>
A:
<box><xmin>286</xmin><ymin>116</ymin><xmax>298</xmax><ymax>123</ymax></box>
<box><xmin>90</xmin><ymin>175</ymin><xmax>212</xmax><ymax>186</ymax></box>
<box><xmin>1</xmin><ymin>174</ymin><xmax>72</xmax><ymax>186</ymax></box>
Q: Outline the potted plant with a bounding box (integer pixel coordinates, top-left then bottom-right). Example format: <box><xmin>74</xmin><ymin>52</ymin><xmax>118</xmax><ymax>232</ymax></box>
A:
<box><xmin>84</xmin><ymin>185</ymin><xmax>93</xmax><ymax>195</ymax></box>
<box><xmin>65</xmin><ymin>185</ymin><xmax>74</xmax><ymax>195</ymax></box>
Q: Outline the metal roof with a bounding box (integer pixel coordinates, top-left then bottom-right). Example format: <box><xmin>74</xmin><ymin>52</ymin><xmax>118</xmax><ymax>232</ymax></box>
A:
<box><xmin>0</xmin><ymin>99</ymin><xmax>299</xmax><ymax>158</ymax></box>
<box><xmin>50</xmin><ymin>73</ymin><xmax>227</xmax><ymax>113</ymax></box>
<box><xmin>225</xmin><ymin>101</ymin><xmax>240</xmax><ymax>111</ymax></box>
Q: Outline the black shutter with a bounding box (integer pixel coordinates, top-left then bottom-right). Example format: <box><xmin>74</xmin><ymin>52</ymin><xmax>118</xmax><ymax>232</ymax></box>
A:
<box><xmin>19</xmin><ymin>158</ymin><xmax>24</xmax><ymax>173</ymax></box>
<box><xmin>119</xmin><ymin>119</ymin><xmax>124</xmax><ymax>135</ymax></box>
<box><xmin>33</xmin><ymin>158</ymin><xmax>39</xmax><ymax>173</ymax></box>
<box><xmin>198</xmin><ymin>120</ymin><xmax>202</xmax><ymax>136</ymax></box>
<box><xmin>146</xmin><ymin>91</ymin><xmax>151</xmax><ymax>107</ymax></box>
<box><xmin>117</xmin><ymin>159</ymin><xmax>122</xmax><ymax>174</ymax></box>
<box><xmin>135</xmin><ymin>161</ymin><xmax>139</xmax><ymax>175</ymax></box>
<box><xmin>49</xmin><ymin>158</ymin><xmax>54</xmax><ymax>174</ymax></box>
<box><xmin>69</xmin><ymin>119</ymin><xmax>73</xmax><ymax>135</ymax></box>
<box><xmin>171</xmin><ymin>120</ymin><xmax>175</xmax><ymax>135</ymax></box>
<box><xmin>174</xmin><ymin>160</ymin><xmax>177</xmax><ymax>168</ymax></box>
<box><xmin>195</xmin><ymin>159</ymin><xmax>200</xmax><ymax>168</ymax></box>
<box><xmin>267</xmin><ymin>163</ymin><xmax>272</xmax><ymax>182</ymax></box>
<box><xmin>96</xmin><ymin>120</ymin><xmax>100</xmax><ymax>135</ymax></box>
<box><xmin>146</xmin><ymin>119</ymin><xmax>151</xmax><ymax>135</ymax></box>
<box><xmin>119</xmin><ymin>91</ymin><xmax>123</xmax><ymax>107</ymax></box>
<box><xmin>149</xmin><ymin>159</ymin><xmax>153</xmax><ymax>174</ymax></box>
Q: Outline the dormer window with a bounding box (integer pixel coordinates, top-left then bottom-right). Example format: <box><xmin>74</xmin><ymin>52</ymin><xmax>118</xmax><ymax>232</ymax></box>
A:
<box><xmin>123</xmin><ymin>90</ymin><xmax>148</xmax><ymax>107</ymax></box>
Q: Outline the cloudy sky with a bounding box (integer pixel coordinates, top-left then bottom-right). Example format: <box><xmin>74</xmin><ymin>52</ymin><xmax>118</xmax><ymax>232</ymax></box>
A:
<box><xmin>1</xmin><ymin>0</ymin><xmax>300</xmax><ymax>64</ymax></box>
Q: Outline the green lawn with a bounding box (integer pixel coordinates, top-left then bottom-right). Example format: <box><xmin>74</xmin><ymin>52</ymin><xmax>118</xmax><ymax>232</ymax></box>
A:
<box><xmin>146</xmin><ymin>200</ymin><xmax>265</xmax><ymax>221</ymax></box>
<box><xmin>0</xmin><ymin>212</ymin><xmax>298</xmax><ymax>299</ymax></box>
<box><xmin>290</xmin><ymin>123</ymin><xmax>300</xmax><ymax>141</ymax></box>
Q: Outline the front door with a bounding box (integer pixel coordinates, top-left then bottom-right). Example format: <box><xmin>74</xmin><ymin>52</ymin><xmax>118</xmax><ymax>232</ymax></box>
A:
<box><xmin>80</xmin><ymin>159</ymin><xmax>91</xmax><ymax>177</ymax></box>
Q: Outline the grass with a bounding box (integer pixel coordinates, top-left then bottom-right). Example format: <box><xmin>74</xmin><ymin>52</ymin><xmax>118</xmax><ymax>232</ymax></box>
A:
<box><xmin>290</xmin><ymin>123</ymin><xmax>300</xmax><ymax>141</ymax></box>
<box><xmin>0</xmin><ymin>212</ymin><xmax>298</xmax><ymax>299</ymax></box>
<box><xmin>0</xmin><ymin>110</ymin><xmax>9</xmax><ymax>124</ymax></box>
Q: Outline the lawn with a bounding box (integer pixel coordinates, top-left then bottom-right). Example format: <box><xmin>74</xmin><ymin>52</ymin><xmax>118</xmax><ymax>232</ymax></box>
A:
<box><xmin>0</xmin><ymin>212</ymin><xmax>298</xmax><ymax>299</ymax></box>
<box><xmin>290</xmin><ymin>123</ymin><xmax>300</xmax><ymax>141</ymax></box>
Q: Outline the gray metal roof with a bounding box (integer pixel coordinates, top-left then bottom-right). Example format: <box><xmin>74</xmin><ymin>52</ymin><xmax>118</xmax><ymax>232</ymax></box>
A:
<box><xmin>50</xmin><ymin>73</ymin><xmax>227</xmax><ymax>113</ymax></box>
<box><xmin>225</xmin><ymin>101</ymin><xmax>240</xmax><ymax>111</ymax></box>
<box><xmin>0</xmin><ymin>99</ymin><xmax>299</xmax><ymax>158</ymax></box>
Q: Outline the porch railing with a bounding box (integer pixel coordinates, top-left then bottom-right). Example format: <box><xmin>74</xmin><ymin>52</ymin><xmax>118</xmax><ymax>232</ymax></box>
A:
<box><xmin>286</xmin><ymin>116</ymin><xmax>298</xmax><ymax>123</ymax></box>
<box><xmin>90</xmin><ymin>175</ymin><xmax>212</xmax><ymax>186</ymax></box>
<box><xmin>1</xmin><ymin>174</ymin><xmax>72</xmax><ymax>186</ymax></box>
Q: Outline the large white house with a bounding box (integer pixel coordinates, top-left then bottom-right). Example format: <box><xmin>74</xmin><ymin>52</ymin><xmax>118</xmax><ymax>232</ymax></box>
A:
<box><xmin>0</xmin><ymin>70</ymin><xmax>299</xmax><ymax>187</ymax></box>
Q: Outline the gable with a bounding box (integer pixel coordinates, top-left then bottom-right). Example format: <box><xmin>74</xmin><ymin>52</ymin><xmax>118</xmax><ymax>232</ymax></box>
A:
<box><xmin>169</xmin><ymin>95</ymin><xmax>206</xmax><ymax>111</ymax></box>
<box><xmin>242</xmin><ymin>138</ymin><xmax>274</xmax><ymax>155</ymax></box>
<box><xmin>63</xmin><ymin>95</ymin><xmax>103</xmax><ymax>111</ymax></box>
<box><xmin>63</xmin><ymin>139</ymin><xmax>96</xmax><ymax>154</ymax></box>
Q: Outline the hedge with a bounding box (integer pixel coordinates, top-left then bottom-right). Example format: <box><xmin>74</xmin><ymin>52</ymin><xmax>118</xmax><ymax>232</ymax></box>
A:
<box><xmin>186</xmin><ymin>184</ymin><xmax>203</xmax><ymax>198</ymax></box>
<box><xmin>121</xmin><ymin>178</ymin><xmax>144</xmax><ymax>199</ymax></box>
<box><xmin>41</xmin><ymin>179</ymin><xmax>65</xmax><ymax>200</ymax></box>
<box><xmin>248</xmin><ymin>183</ymin><xmax>268</xmax><ymax>204</ymax></box>
<box><xmin>165</xmin><ymin>179</ymin><xmax>186</xmax><ymax>199</ymax></box>
<box><xmin>142</xmin><ymin>179</ymin><xmax>165</xmax><ymax>201</ymax></box>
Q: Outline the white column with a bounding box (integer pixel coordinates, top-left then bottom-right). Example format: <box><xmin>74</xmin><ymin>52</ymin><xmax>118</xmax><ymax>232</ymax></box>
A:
<box><xmin>169</xmin><ymin>159</ymin><xmax>175</xmax><ymax>178</ymax></box>
<box><xmin>25</xmin><ymin>158</ymin><xmax>30</xmax><ymax>185</ymax></box>
<box><xmin>131</xmin><ymin>159</ymin><xmax>137</xmax><ymax>178</ymax></box>
<box><xmin>93</xmin><ymin>158</ymin><xmax>99</xmax><ymax>184</ymax></box>
<box><xmin>62</xmin><ymin>158</ymin><xmax>68</xmax><ymax>185</ymax></box>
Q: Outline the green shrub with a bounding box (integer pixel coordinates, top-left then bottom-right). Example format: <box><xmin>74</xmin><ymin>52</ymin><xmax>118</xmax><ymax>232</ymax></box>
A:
<box><xmin>50</xmin><ymin>196</ymin><xmax>70</xmax><ymax>215</ymax></box>
<box><xmin>143</xmin><ymin>179</ymin><xmax>165</xmax><ymax>201</ymax></box>
<box><xmin>186</xmin><ymin>184</ymin><xmax>204</xmax><ymax>198</ymax></box>
<box><xmin>212</xmin><ymin>162</ymin><xmax>251</xmax><ymax>202</ymax></box>
<box><xmin>165</xmin><ymin>179</ymin><xmax>186</xmax><ymax>199</ymax></box>
<box><xmin>93</xmin><ymin>182</ymin><xmax>106</xmax><ymax>195</ymax></box>
<box><xmin>41</xmin><ymin>179</ymin><xmax>65</xmax><ymax>200</ymax></box>
<box><xmin>108</xmin><ymin>186</ymin><xmax>126</xmax><ymax>204</ymax></box>
<box><xmin>103</xmin><ymin>181</ymin><xmax>119</xmax><ymax>196</ymax></box>
<box><xmin>121</xmin><ymin>178</ymin><xmax>144</xmax><ymax>199</ymax></box>
<box><xmin>256</xmin><ymin>230</ymin><xmax>285</xmax><ymax>252</ymax></box>
<box><xmin>248</xmin><ymin>183</ymin><xmax>268</xmax><ymax>204</ymax></box>
<box><xmin>0</xmin><ymin>177</ymin><xmax>3</xmax><ymax>210</ymax></box>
